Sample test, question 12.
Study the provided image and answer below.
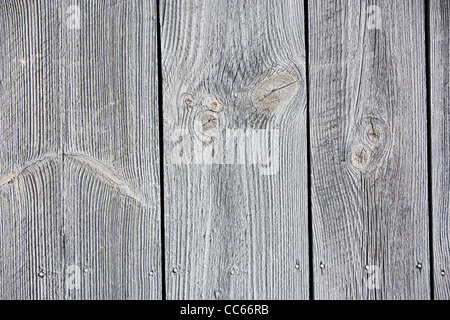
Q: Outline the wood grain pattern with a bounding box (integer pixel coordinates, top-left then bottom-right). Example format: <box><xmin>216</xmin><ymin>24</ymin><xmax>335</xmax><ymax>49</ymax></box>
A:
<box><xmin>308</xmin><ymin>0</ymin><xmax>430</xmax><ymax>299</ymax></box>
<box><xmin>0</xmin><ymin>0</ymin><xmax>161</xmax><ymax>299</ymax></box>
<box><xmin>430</xmin><ymin>0</ymin><xmax>450</xmax><ymax>300</ymax></box>
<box><xmin>160</xmin><ymin>0</ymin><xmax>309</xmax><ymax>299</ymax></box>
<box><xmin>0</xmin><ymin>0</ymin><xmax>447</xmax><ymax>301</ymax></box>
<box><xmin>0</xmin><ymin>0</ymin><xmax>66</xmax><ymax>299</ymax></box>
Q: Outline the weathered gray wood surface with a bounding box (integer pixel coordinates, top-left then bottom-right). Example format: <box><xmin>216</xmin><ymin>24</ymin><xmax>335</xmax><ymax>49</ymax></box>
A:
<box><xmin>1</xmin><ymin>0</ymin><xmax>449</xmax><ymax>301</ymax></box>
<box><xmin>161</xmin><ymin>0</ymin><xmax>309</xmax><ymax>299</ymax></box>
<box><xmin>0</xmin><ymin>0</ymin><xmax>64</xmax><ymax>299</ymax></box>
<box><xmin>430</xmin><ymin>0</ymin><xmax>450</xmax><ymax>300</ymax></box>
<box><xmin>309</xmin><ymin>0</ymin><xmax>430</xmax><ymax>299</ymax></box>
<box><xmin>0</xmin><ymin>0</ymin><xmax>161</xmax><ymax>299</ymax></box>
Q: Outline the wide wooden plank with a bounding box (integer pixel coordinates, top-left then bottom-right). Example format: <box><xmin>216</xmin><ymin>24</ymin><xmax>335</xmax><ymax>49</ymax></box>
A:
<box><xmin>161</xmin><ymin>0</ymin><xmax>309</xmax><ymax>299</ymax></box>
<box><xmin>308</xmin><ymin>0</ymin><xmax>430</xmax><ymax>299</ymax></box>
<box><xmin>0</xmin><ymin>0</ymin><xmax>161</xmax><ymax>299</ymax></box>
<box><xmin>430</xmin><ymin>0</ymin><xmax>450</xmax><ymax>300</ymax></box>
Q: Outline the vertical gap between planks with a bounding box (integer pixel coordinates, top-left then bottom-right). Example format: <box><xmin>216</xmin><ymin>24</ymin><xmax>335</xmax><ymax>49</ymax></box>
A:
<box><xmin>304</xmin><ymin>0</ymin><xmax>314</xmax><ymax>301</ymax></box>
<box><xmin>424</xmin><ymin>0</ymin><xmax>435</xmax><ymax>300</ymax></box>
<box><xmin>156</xmin><ymin>0</ymin><xmax>166</xmax><ymax>300</ymax></box>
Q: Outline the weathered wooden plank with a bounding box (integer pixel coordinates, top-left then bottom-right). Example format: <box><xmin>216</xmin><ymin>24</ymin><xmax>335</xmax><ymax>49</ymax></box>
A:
<box><xmin>0</xmin><ymin>0</ymin><xmax>161</xmax><ymax>299</ymax></box>
<box><xmin>308</xmin><ymin>0</ymin><xmax>430</xmax><ymax>299</ymax></box>
<box><xmin>161</xmin><ymin>0</ymin><xmax>309</xmax><ymax>299</ymax></box>
<box><xmin>62</xmin><ymin>0</ymin><xmax>162</xmax><ymax>300</ymax></box>
<box><xmin>430</xmin><ymin>0</ymin><xmax>450</xmax><ymax>300</ymax></box>
<box><xmin>0</xmin><ymin>0</ymin><xmax>66</xmax><ymax>300</ymax></box>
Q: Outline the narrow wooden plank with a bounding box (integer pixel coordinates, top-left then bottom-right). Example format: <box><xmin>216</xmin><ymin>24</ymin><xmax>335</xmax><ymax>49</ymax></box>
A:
<box><xmin>161</xmin><ymin>0</ymin><xmax>309</xmax><ymax>299</ymax></box>
<box><xmin>0</xmin><ymin>0</ymin><xmax>161</xmax><ymax>299</ymax></box>
<box><xmin>430</xmin><ymin>0</ymin><xmax>450</xmax><ymax>300</ymax></box>
<box><xmin>309</xmin><ymin>0</ymin><xmax>430</xmax><ymax>299</ymax></box>
<box><xmin>61</xmin><ymin>0</ymin><xmax>161</xmax><ymax>300</ymax></box>
<box><xmin>0</xmin><ymin>0</ymin><xmax>65</xmax><ymax>300</ymax></box>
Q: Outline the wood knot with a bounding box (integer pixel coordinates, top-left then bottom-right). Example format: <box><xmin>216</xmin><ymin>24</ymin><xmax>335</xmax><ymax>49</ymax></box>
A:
<box><xmin>352</xmin><ymin>146</ymin><xmax>370</xmax><ymax>169</ymax></box>
<box><xmin>351</xmin><ymin>146</ymin><xmax>370</xmax><ymax>168</ymax></box>
<box><xmin>193</xmin><ymin>110</ymin><xmax>226</xmax><ymax>143</ymax></box>
<box><xmin>252</xmin><ymin>71</ymin><xmax>299</xmax><ymax>113</ymax></box>
<box><xmin>201</xmin><ymin>113</ymin><xmax>218</xmax><ymax>133</ymax></box>
<box><xmin>180</xmin><ymin>93</ymin><xmax>221</xmax><ymax>111</ymax></box>
<box><xmin>367</xmin><ymin>126</ymin><xmax>380</xmax><ymax>142</ymax></box>
<box><xmin>363</xmin><ymin>117</ymin><xmax>385</xmax><ymax>146</ymax></box>
<box><xmin>181</xmin><ymin>92</ymin><xmax>196</xmax><ymax>108</ymax></box>
<box><xmin>202</xmin><ymin>96</ymin><xmax>222</xmax><ymax>111</ymax></box>
<box><xmin>347</xmin><ymin>117</ymin><xmax>391</xmax><ymax>173</ymax></box>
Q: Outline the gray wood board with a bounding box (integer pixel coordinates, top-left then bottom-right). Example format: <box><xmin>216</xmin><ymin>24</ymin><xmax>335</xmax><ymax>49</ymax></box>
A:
<box><xmin>161</xmin><ymin>0</ymin><xmax>309</xmax><ymax>299</ymax></box>
<box><xmin>308</xmin><ymin>0</ymin><xmax>430</xmax><ymax>299</ymax></box>
<box><xmin>430</xmin><ymin>0</ymin><xmax>450</xmax><ymax>300</ymax></box>
<box><xmin>0</xmin><ymin>0</ymin><xmax>161</xmax><ymax>299</ymax></box>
